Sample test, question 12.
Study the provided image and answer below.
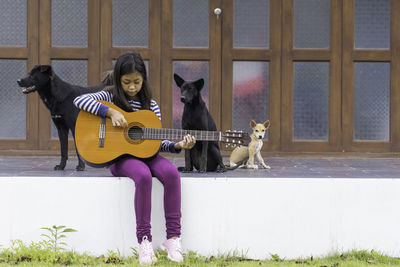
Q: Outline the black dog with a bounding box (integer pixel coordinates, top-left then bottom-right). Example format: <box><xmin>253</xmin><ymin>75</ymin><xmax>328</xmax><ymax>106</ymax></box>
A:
<box><xmin>17</xmin><ymin>65</ymin><xmax>109</xmax><ymax>171</ymax></box>
<box><xmin>174</xmin><ymin>73</ymin><xmax>225</xmax><ymax>172</ymax></box>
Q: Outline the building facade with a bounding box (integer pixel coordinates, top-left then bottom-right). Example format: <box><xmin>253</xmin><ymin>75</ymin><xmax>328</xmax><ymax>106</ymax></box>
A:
<box><xmin>0</xmin><ymin>0</ymin><xmax>398</xmax><ymax>154</ymax></box>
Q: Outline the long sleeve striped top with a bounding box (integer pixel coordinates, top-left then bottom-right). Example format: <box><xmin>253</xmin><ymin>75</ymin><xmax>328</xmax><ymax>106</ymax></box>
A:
<box><xmin>73</xmin><ymin>90</ymin><xmax>180</xmax><ymax>153</ymax></box>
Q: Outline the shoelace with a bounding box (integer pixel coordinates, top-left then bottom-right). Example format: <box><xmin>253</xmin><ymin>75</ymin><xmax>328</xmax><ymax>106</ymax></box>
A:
<box><xmin>170</xmin><ymin>238</ymin><xmax>183</xmax><ymax>253</ymax></box>
<box><xmin>141</xmin><ymin>237</ymin><xmax>154</xmax><ymax>256</ymax></box>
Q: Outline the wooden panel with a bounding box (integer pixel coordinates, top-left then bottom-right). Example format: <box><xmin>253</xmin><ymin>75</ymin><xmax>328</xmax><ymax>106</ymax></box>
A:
<box><xmin>100</xmin><ymin>0</ymin><xmax>113</xmax><ymax>75</ymax></box>
<box><xmin>149</xmin><ymin>0</ymin><xmax>162</xmax><ymax>103</ymax></box>
<box><xmin>266</xmin><ymin>0</ymin><xmax>282</xmax><ymax>151</ymax></box>
<box><xmin>51</xmin><ymin>47</ymin><xmax>89</xmax><ymax>59</ymax></box>
<box><xmin>292</xmin><ymin>49</ymin><xmax>331</xmax><ymax>60</ymax></box>
<box><xmin>209</xmin><ymin>0</ymin><xmax>222</xmax><ymax>129</ymax></box>
<box><xmin>351</xmin><ymin>141</ymin><xmax>391</xmax><ymax>152</ymax></box>
<box><xmin>0</xmin><ymin>48</ymin><xmax>27</xmax><ymax>58</ymax></box>
<box><xmin>221</xmin><ymin>0</ymin><xmax>233</xmax><ymax>133</ymax></box>
<box><xmin>342</xmin><ymin>0</ymin><xmax>354</xmax><ymax>151</ymax></box>
<box><xmin>87</xmin><ymin>0</ymin><xmax>101</xmax><ymax>85</ymax></box>
<box><xmin>26</xmin><ymin>0</ymin><xmax>40</xmax><ymax>149</ymax></box>
<box><xmin>110</xmin><ymin>48</ymin><xmax>150</xmax><ymax>59</ymax></box>
<box><xmin>329</xmin><ymin>0</ymin><xmax>342</xmax><ymax>152</ymax></box>
<box><xmin>281</xmin><ymin>0</ymin><xmax>294</xmax><ymax>151</ymax></box>
<box><xmin>232</xmin><ymin>49</ymin><xmax>271</xmax><ymax>60</ymax></box>
<box><xmin>160</xmin><ymin>0</ymin><xmax>173</xmax><ymax>128</ymax></box>
<box><xmin>38</xmin><ymin>0</ymin><xmax>52</xmax><ymax>150</ymax></box>
<box><xmin>352</xmin><ymin>50</ymin><xmax>391</xmax><ymax>61</ymax></box>
<box><xmin>171</xmin><ymin>49</ymin><xmax>210</xmax><ymax>60</ymax></box>
<box><xmin>391</xmin><ymin>0</ymin><xmax>400</xmax><ymax>151</ymax></box>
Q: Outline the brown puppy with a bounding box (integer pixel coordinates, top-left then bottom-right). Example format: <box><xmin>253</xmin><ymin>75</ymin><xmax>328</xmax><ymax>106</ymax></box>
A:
<box><xmin>229</xmin><ymin>120</ymin><xmax>271</xmax><ymax>169</ymax></box>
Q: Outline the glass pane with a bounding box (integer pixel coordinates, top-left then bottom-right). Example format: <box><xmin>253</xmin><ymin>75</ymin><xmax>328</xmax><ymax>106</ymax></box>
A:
<box><xmin>234</xmin><ymin>0</ymin><xmax>269</xmax><ymax>48</ymax></box>
<box><xmin>51</xmin><ymin>60</ymin><xmax>88</xmax><ymax>138</ymax></box>
<box><xmin>0</xmin><ymin>0</ymin><xmax>26</xmax><ymax>46</ymax></box>
<box><xmin>354</xmin><ymin>0</ymin><xmax>390</xmax><ymax>49</ymax></box>
<box><xmin>173</xmin><ymin>61</ymin><xmax>209</xmax><ymax>129</ymax></box>
<box><xmin>294</xmin><ymin>0</ymin><xmax>330</xmax><ymax>48</ymax></box>
<box><xmin>233</xmin><ymin>62</ymin><xmax>269</xmax><ymax>137</ymax></box>
<box><xmin>293</xmin><ymin>62</ymin><xmax>329</xmax><ymax>140</ymax></box>
<box><xmin>173</xmin><ymin>0</ymin><xmax>208</xmax><ymax>47</ymax></box>
<box><xmin>52</xmin><ymin>0</ymin><xmax>88</xmax><ymax>46</ymax></box>
<box><xmin>0</xmin><ymin>60</ymin><xmax>26</xmax><ymax>138</ymax></box>
<box><xmin>113</xmin><ymin>0</ymin><xmax>149</xmax><ymax>47</ymax></box>
<box><xmin>354</xmin><ymin>63</ymin><xmax>389</xmax><ymax>141</ymax></box>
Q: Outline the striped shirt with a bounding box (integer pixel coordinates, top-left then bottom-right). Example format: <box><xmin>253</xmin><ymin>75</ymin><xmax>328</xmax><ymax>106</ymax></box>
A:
<box><xmin>73</xmin><ymin>90</ymin><xmax>179</xmax><ymax>153</ymax></box>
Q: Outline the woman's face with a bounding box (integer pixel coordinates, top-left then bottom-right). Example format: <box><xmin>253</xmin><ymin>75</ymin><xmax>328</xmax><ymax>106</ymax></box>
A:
<box><xmin>121</xmin><ymin>72</ymin><xmax>143</xmax><ymax>99</ymax></box>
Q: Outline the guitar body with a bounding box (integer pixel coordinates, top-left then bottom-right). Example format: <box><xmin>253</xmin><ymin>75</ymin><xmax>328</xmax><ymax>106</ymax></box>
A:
<box><xmin>75</xmin><ymin>101</ymin><xmax>162</xmax><ymax>167</ymax></box>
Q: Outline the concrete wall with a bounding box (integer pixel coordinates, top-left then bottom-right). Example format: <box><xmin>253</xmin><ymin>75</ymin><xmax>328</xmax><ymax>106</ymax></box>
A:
<box><xmin>1</xmin><ymin>176</ymin><xmax>399</xmax><ymax>259</ymax></box>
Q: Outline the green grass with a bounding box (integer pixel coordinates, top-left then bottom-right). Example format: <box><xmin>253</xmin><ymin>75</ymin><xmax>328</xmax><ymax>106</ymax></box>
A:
<box><xmin>1</xmin><ymin>239</ymin><xmax>400</xmax><ymax>267</ymax></box>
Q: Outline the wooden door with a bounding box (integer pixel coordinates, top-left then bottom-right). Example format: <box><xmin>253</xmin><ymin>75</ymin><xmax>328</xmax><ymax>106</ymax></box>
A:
<box><xmin>160</xmin><ymin>0</ymin><xmax>223</xmax><ymax>130</ymax></box>
<box><xmin>38</xmin><ymin>0</ymin><xmax>101</xmax><ymax>150</ymax></box>
<box><xmin>281</xmin><ymin>0</ymin><xmax>342</xmax><ymax>152</ymax></box>
<box><xmin>221</xmin><ymin>0</ymin><xmax>282</xmax><ymax>152</ymax></box>
<box><xmin>0</xmin><ymin>0</ymin><xmax>39</xmax><ymax>150</ymax></box>
<box><xmin>342</xmin><ymin>0</ymin><xmax>400</xmax><ymax>152</ymax></box>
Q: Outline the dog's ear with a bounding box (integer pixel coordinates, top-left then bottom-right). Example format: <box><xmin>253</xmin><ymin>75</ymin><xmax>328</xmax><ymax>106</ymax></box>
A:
<box><xmin>263</xmin><ymin>120</ymin><xmax>270</xmax><ymax>129</ymax></box>
<box><xmin>173</xmin><ymin>73</ymin><xmax>185</xmax><ymax>87</ymax></box>
<box><xmin>250</xmin><ymin>120</ymin><xmax>257</xmax><ymax>128</ymax></box>
<box><xmin>40</xmin><ymin>65</ymin><xmax>52</xmax><ymax>73</ymax></box>
<box><xmin>40</xmin><ymin>65</ymin><xmax>54</xmax><ymax>79</ymax></box>
<box><xmin>194</xmin><ymin>78</ymin><xmax>204</xmax><ymax>91</ymax></box>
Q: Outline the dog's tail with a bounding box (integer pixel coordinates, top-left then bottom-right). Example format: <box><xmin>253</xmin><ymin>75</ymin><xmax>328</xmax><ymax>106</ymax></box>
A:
<box><xmin>224</xmin><ymin>159</ymin><xmax>247</xmax><ymax>171</ymax></box>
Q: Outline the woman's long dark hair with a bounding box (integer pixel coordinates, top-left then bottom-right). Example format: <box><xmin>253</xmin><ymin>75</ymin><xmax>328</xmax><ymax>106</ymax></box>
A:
<box><xmin>106</xmin><ymin>51</ymin><xmax>152</xmax><ymax>111</ymax></box>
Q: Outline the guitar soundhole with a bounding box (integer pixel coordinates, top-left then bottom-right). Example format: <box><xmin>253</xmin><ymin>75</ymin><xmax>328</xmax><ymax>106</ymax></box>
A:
<box><xmin>128</xmin><ymin>126</ymin><xmax>144</xmax><ymax>141</ymax></box>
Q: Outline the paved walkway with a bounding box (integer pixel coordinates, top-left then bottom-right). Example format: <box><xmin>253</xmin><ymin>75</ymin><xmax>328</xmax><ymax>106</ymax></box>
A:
<box><xmin>1</xmin><ymin>156</ymin><xmax>399</xmax><ymax>178</ymax></box>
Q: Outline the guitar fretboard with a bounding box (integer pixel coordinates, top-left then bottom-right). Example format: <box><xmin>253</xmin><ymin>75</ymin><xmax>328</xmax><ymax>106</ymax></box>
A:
<box><xmin>143</xmin><ymin>128</ymin><xmax>221</xmax><ymax>141</ymax></box>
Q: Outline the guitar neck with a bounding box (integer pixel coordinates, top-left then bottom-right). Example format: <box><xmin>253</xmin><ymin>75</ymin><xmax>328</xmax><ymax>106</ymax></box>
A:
<box><xmin>143</xmin><ymin>128</ymin><xmax>221</xmax><ymax>141</ymax></box>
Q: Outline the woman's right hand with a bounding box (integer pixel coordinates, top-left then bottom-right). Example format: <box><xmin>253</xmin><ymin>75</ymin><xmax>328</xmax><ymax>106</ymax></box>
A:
<box><xmin>106</xmin><ymin>108</ymin><xmax>128</xmax><ymax>128</ymax></box>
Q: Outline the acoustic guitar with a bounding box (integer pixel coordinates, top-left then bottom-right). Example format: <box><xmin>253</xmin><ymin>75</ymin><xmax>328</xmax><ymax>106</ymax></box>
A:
<box><xmin>75</xmin><ymin>101</ymin><xmax>250</xmax><ymax>167</ymax></box>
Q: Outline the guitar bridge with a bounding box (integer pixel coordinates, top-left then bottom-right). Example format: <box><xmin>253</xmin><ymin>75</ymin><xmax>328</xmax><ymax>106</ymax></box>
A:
<box><xmin>99</xmin><ymin>117</ymin><xmax>106</xmax><ymax>148</ymax></box>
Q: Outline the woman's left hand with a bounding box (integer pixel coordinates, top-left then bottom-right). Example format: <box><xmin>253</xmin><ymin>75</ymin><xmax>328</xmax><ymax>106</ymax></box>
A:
<box><xmin>174</xmin><ymin>134</ymin><xmax>196</xmax><ymax>150</ymax></box>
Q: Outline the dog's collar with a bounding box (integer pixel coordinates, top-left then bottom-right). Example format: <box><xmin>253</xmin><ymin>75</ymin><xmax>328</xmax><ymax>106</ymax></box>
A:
<box><xmin>51</xmin><ymin>114</ymin><xmax>63</xmax><ymax>119</ymax></box>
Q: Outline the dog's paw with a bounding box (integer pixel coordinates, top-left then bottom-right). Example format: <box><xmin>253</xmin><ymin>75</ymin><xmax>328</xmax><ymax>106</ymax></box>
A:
<box><xmin>76</xmin><ymin>165</ymin><xmax>85</xmax><ymax>171</ymax></box>
<box><xmin>216</xmin><ymin>167</ymin><xmax>226</xmax><ymax>173</ymax></box>
<box><xmin>54</xmin><ymin>164</ymin><xmax>65</xmax><ymax>171</ymax></box>
<box><xmin>248</xmin><ymin>164</ymin><xmax>258</xmax><ymax>169</ymax></box>
<box><xmin>178</xmin><ymin>166</ymin><xmax>192</xmax><ymax>173</ymax></box>
<box><xmin>262</xmin><ymin>164</ymin><xmax>271</xmax><ymax>169</ymax></box>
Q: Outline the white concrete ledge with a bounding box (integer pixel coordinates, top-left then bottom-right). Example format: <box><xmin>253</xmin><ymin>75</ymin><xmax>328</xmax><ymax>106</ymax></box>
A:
<box><xmin>1</xmin><ymin>176</ymin><xmax>400</xmax><ymax>259</ymax></box>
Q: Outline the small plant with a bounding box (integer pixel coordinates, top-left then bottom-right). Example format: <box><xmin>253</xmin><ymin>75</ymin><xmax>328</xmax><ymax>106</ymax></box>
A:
<box><xmin>270</xmin><ymin>253</ymin><xmax>283</xmax><ymax>262</ymax></box>
<box><xmin>40</xmin><ymin>225</ymin><xmax>77</xmax><ymax>252</ymax></box>
<box><xmin>106</xmin><ymin>248</ymin><xmax>122</xmax><ymax>264</ymax></box>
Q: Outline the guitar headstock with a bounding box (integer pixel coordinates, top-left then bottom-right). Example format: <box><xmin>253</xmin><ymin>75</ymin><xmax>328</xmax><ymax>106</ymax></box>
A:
<box><xmin>221</xmin><ymin>130</ymin><xmax>251</xmax><ymax>147</ymax></box>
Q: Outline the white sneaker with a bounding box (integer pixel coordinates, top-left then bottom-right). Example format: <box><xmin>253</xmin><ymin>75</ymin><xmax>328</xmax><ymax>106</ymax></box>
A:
<box><xmin>138</xmin><ymin>236</ymin><xmax>157</xmax><ymax>265</ymax></box>
<box><xmin>160</xmin><ymin>237</ymin><xmax>184</xmax><ymax>262</ymax></box>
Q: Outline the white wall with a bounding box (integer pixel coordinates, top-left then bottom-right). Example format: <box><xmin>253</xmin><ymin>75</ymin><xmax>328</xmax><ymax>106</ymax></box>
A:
<box><xmin>0</xmin><ymin>176</ymin><xmax>399</xmax><ymax>259</ymax></box>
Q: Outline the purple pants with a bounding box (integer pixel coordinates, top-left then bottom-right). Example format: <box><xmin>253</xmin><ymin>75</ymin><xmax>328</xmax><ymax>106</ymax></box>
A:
<box><xmin>109</xmin><ymin>154</ymin><xmax>181</xmax><ymax>243</ymax></box>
